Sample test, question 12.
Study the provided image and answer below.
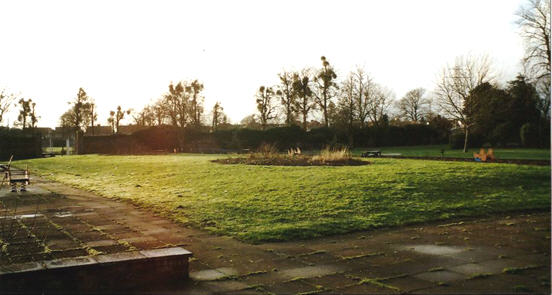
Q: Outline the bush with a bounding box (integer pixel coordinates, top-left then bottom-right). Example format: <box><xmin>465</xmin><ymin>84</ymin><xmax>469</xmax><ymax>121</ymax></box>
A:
<box><xmin>449</xmin><ymin>131</ymin><xmax>465</xmax><ymax>149</ymax></box>
<box><xmin>312</xmin><ymin>146</ymin><xmax>351</xmax><ymax>163</ymax></box>
<box><xmin>520</xmin><ymin>123</ymin><xmax>538</xmax><ymax>147</ymax></box>
<box><xmin>251</xmin><ymin>143</ymin><xmax>279</xmax><ymax>159</ymax></box>
<box><xmin>449</xmin><ymin>130</ymin><xmax>484</xmax><ymax>149</ymax></box>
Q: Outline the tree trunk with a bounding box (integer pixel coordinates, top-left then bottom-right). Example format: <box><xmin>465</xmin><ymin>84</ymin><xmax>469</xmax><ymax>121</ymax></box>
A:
<box><xmin>463</xmin><ymin>125</ymin><xmax>469</xmax><ymax>153</ymax></box>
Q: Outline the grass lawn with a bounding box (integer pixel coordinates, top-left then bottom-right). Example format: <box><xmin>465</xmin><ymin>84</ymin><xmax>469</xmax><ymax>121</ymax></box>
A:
<box><xmin>352</xmin><ymin>145</ymin><xmax>551</xmax><ymax>160</ymax></box>
<box><xmin>42</xmin><ymin>147</ymin><xmax>74</xmax><ymax>154</ymax></box>
<box><xmin>16</xmin><ymin>154</ymin><xmax>550</xmax><ymax>243</ymax></box>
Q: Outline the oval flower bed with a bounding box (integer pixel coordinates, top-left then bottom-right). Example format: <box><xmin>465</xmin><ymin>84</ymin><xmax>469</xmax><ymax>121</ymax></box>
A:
<box><xmin>212</xmin><ymin>146</ymin><xmax>369</xmax><ymax>166</ymax></box>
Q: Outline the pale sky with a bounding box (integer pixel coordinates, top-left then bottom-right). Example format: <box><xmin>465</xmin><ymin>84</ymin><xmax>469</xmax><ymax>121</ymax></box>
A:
<box><xmin>0</xmin><ymin>0</ymin><xmax>526</xmax><ymax>128</ymax></box>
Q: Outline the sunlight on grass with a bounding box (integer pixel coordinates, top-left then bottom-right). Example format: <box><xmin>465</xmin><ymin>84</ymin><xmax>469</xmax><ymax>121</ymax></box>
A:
<box><xmin>17</xmin><ymin>154</ymin><xmax>551</xmax><ymax>242</ymax></box>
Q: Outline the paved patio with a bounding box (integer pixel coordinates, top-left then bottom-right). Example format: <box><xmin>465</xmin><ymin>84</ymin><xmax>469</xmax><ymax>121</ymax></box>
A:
<box><xmin>0</xmin><ymin>176</ymin><xmax>549</xmax><ymax>294</ymax></box>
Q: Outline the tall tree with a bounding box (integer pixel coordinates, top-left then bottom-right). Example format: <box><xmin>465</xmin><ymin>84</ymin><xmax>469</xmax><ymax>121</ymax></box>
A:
<box><xmin>352</xmin><ymin>68</ymin><xmax>376</xmax><ymax>127</ymax></box>
<box><xmin>366</xmin><ymin>86</ymin><xmax>393</xmax><ymax>127</ymax></box>
<box><xmin>240</xmin><ymin>114</ymin><xmax>261</xmax><ymax>129</ymax></box>
<box><xmin>152</xmin><ymin>100</ymin><xmax>166</xmax><ymax>126</ymax></box>
<box><xmin>464</xmin><ymin>82</ymin><xmax>513</xmax><ymax>143</ymax></box>
<box><xmin>133</xmin><ymin>105</ymin><xmax>155</xmax><ymax>126</ymax></box>
<box><xmin>292</xmin><ymin>71</ymin><xmax>315</xmax><ymax>130</ymax></box>
<box><xmin>0</xmin><ymin>89</ymin><xmax>16</xmax><ymax>125</ymax></box>
<box><xmin>211</xmin><ymin>102</ymin><xmax>227</xmax><ymax>131</ymax></box>
<box><xmin>107</xmin><ymin>111</ymin><xmax>115</xmax><ymax>134</ymax></box>
<box><xmin>396</xmin><ymin>88</ymin><xmax>431</xmax><ymax>122</ymax></box>
<box><xmin>276</xmin><ymin>71</ymin><xmax>296</xmax><ymax>126</ymax></box>
<box><xmin>164</xmin><ymin>81</ymin><xmax>188</xmax><ymax>127</ymax></box>
<box><xmin>88</xmin><ymin>102</ymin><xmax>97</xmax><ymax>135</ymax></box>
<box><xmin>17</xmin><ymin>98</ymin><xmax>36</xmax><ymax>129</ymax></box>
<box><xmin>516</xmin><ymin>0</ymin><xmax>551</xmax><ymax>118</ymax></box>
<box><xmin>313</xmin><ymin>56</ymin><xmax>338</xmax><ymax>127</ymax></box>
<box><xmin>62</xmin><ymin>88</ymin><xmax>94</xmax><ymax>131</ymax></box>
<box><xmin>337</xmin><ymin>73</ymin><xmax>357</xmax><ymax>129</ymax></box>
<box><xmin>256</xmin><ymin>86</ymin><xmax>277</xmax><ymax>130</ymax></box>
<box><xmin>108</xmin><ymin>106</ymin><xmax>131</xmax><ymax>134</ymax></box>
<box><xmin>507</xmin><ymin>75</ymin><xmax>545</xmax><ymax>146</ymax></box>
<box><xmin>29</xmin><ymin>100</ymin><xmax>38</xmax><ymax>128</ymax></box>
<box><xmin>465</xmin><ymin>77</ymin><xmax>541</xmax><ymax>145</ymax></box>
<box><xmin>434</xmin><ymin>55</ymin><xmax>494</xmax><ymax>152</ymax></box>
<box><xmin>187</xmin><ymin>80</ymin><xmax>204</xmax><ymax>127</ymax></box>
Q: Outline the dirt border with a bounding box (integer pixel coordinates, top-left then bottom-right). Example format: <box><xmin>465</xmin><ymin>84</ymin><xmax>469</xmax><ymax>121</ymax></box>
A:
<box><xmin>211</xmin><ymin>157</ymin><xmax>370</xmax><ymax>166</ymax></box>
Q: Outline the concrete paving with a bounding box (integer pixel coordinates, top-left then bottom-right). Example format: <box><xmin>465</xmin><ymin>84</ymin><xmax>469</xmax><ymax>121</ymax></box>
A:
<box><xmin>0</xmin><ymin>176</ymin><xmax>549</xmax><ymax>294</ymax></box>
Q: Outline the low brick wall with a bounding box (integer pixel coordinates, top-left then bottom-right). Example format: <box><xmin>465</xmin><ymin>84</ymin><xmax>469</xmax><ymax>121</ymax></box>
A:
<box><xmin>0</xmin><ymin>247</ymin><xmax>192</xmax><ymax>293</ymax></box>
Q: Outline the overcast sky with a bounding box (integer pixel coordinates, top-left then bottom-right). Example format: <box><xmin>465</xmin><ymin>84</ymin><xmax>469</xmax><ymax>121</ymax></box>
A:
<box><xmin>0</xmin><ymin>0</ymin><xmax>526</xmax><ymax>128</ymax></box>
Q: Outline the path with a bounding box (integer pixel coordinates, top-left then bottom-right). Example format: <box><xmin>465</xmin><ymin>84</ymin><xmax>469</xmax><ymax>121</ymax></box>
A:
<box><xmin>0</xmin><ymin>177</ymin><xmax>549</xmax><ymax>294</ymax></box>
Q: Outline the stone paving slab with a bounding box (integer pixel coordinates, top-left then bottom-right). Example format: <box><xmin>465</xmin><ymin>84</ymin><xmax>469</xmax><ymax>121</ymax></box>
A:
<box><xmin>0</xmin><ymin>176</ymin><xmax>549</xmax><ymax>294</ymax></box>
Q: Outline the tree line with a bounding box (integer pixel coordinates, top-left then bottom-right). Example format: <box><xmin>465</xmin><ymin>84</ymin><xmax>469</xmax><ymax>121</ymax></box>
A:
<box><xmin>0</xmin><ymin>0</ymin><xmax>549</xmax><ymax>150</ymax></box>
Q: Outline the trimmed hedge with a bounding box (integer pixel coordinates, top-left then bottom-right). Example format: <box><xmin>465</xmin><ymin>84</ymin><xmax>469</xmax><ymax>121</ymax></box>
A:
<box><xmin>0</xmin><ymin>128</ymin><xmax>42</xmax><ymax>160</ymax></box>
<box><xmin>81</xmin><ymin>124</ymin><xmax>451</xmax><ymax>154</ymax></box>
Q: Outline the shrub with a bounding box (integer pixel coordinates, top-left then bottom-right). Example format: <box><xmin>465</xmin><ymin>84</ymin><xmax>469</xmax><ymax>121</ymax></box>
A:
<box><xmin>312</xmin><ymin>146</ymin><xmax>351</xmax><ymax>163</ymax></box>
<box><xmin>250</xmin><ymin>143</ymin><xmax>280</xmax><ymax>159</ymax></box>
<box><xmin>520</xmin><ymin>123</ymin><xmax>538</xmax><ymax>147</ymax></box>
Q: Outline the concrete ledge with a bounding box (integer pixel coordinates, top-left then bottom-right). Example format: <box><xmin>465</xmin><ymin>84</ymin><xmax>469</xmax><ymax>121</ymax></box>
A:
<box><xmin>0</xmin><ymin>247</ymin><xmax>192</xmax><ymax>292</ymax></box>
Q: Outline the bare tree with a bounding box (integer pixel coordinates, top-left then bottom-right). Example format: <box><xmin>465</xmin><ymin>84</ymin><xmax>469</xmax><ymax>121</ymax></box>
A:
<box><xmin>516</xmin><ymin>0</ymin><xmax>551</xmax><ymax>118</ymax></box>
<box><xmin>313</xmin><ymin>56</ymin><xmax>338</xmax><ymax>127</ymax></box>
<box><xmin>61</xmin><ymin>88</ymin><xmax>94</xmax><ymax>131</ymax></box>
<box><xmin>276</xmin><ymin>71</ymin><xmax>296</xmax><ymax>126</ymax></box>
<box><xmin>133</xmin><ymin>105</ymin><xmax>155</xmax><ymax>127</ymax></box>
<box><xmin>29</xmin><ymin>100</ymin><xmax>38</xmax><ymax>128</ymax></box>
<box><xmin>292</xmin><ymin>70</ymin><xmax>315</xmax><ymax>130</ymax></box>
<box><xmin>88</xmin><ymin>102</ymin><xmax>98</xmax><ymax>134</ymax></box>
<box><xmin>17</xmin><ymin>99</ymin><xmax>32</xmax><ymax>129</ymax></box>
<box><xmin>187</xmin><ymin>80</ymin><xmax>204</xmax><ymax>127</ymax></box>
<box><xmin>211</xmin><ymin>102</ymin><xmax>226</xmax><ymax>131</ymax></box>
<box><xmin>256</xmin><ymin>86</ymin><xmax>277</xmax><ymax>130</ymax></box>
<box><xmin>240</xmin><ymin>114</ymin><xmax>261</xmax><ymax>129</ymax></box>
<box><xmin>163</xmin><ymin>82</ymin><xmax>188</xmax><ymax>127</ymax></box>
<box><xmin>367</xmin><ymin>85</ymin><xmax>394</xmax><ymax>127</ymax></box>
<box><xmin>108</xmin><ymin>106</ymin><xmax>131</xmax><ymax>134</ymax></box>
<box><xmin>352</xmin><ymin>68</ymin><xmax>377</xmax><ymax>127</ymax></box>
<box><xmin>152</xmin><ymin>100</ymin><xmax>166</xmax><ymax>126</ymax></box>
<box><xmin>337</xmin><ymin>73</ymin><xmax>357</xmax><ymax>129</ymax></box>
<box><xmin>0</xmin><ymin>89</ymin><xmax>16</xmax><ymax>125</ymax></box>
<box><xmin>434</xmin><ymin>55</ymin><xmax>494</xmax><ymax>152</ymax></box>
<box><xmin>107</xmin><ymin>112</ymin><xmax>115</xmax><ymax>134</ymax></box>
<box><xmin>396</xmin><ymin>88</ymin><xmax>431</xmax><ymax>122</ymax></box>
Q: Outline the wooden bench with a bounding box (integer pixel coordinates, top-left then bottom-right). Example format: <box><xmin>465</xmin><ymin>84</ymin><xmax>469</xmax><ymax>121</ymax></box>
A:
<box><xmin>361</xmin><ymin>150</ymin><xmax>381</xmax><ymax>157</ymax></box>
<box><xmin>5</xmin><ymin>167</ymin><xmax>30</xmax><ymax>192</ymax></box>
<box><xmin>1</xmin><ymin>156</ymin><xmax>30</xmax><ymax>192</ymax></box>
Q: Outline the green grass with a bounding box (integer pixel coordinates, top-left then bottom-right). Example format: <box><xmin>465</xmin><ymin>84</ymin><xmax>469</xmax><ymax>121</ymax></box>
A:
<box><xmin>16</xmin><ymin>154</ymin><xmax>550</xmax><ymax>243</ymax></box>
<box><xmin>352</xmin><ymin>145</ymin><xmax>550</xmax><ymax>160</ymax></box>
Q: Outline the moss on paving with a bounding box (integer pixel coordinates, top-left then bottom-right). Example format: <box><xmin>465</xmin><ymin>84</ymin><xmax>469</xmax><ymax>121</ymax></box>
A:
<box><xmin>17</xmin><ymin>154</ymin><xmax>551</xmax><ymax>243</ymax></box>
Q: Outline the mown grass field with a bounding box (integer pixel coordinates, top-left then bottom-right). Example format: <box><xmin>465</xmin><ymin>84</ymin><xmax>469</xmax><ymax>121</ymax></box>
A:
<box><xmin>352</xmin><ymin>145</ymin><xmax>550</xmax><ymax>160</ymax></box>
<box><xmin>17</xmin><ymin>154</ymin><xmax>550</xmax><ymax>243</ymax></box>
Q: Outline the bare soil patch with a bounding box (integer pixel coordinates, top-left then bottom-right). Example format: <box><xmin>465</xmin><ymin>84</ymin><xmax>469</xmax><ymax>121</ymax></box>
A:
<box><xmin>211</xmin><ymin>156</ymin><xmax>369</xmax><ymax>166</ymax></box>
